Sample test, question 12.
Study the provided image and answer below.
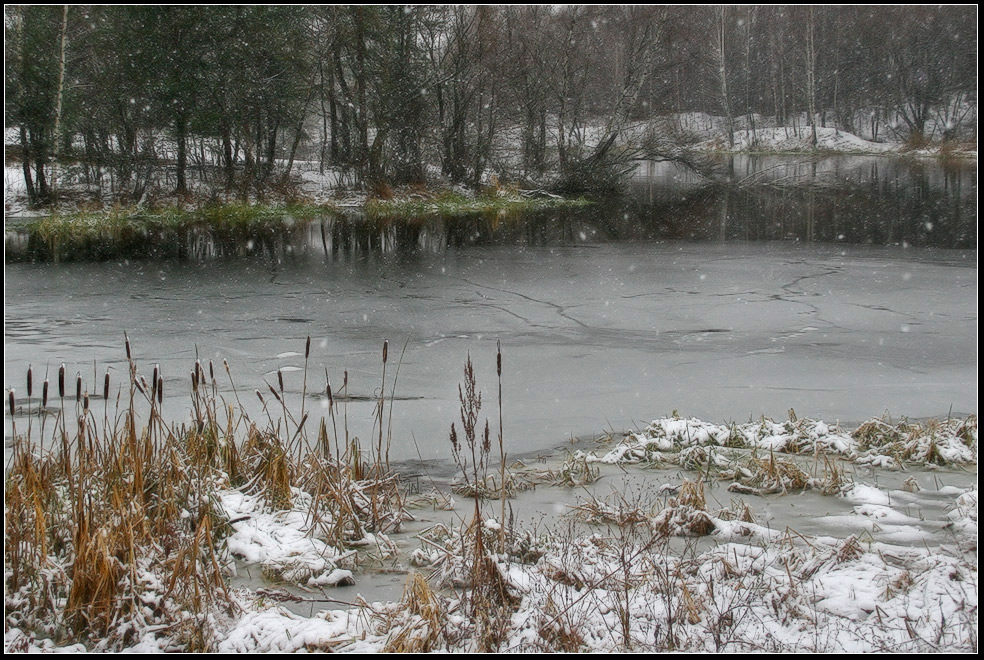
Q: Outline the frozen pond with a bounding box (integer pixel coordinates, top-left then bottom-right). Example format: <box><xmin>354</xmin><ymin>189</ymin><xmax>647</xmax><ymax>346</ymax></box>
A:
<box><xmin>4</xmin><ymin>156</ymin><xmax>978</xmax><ymax>462</ymax></box>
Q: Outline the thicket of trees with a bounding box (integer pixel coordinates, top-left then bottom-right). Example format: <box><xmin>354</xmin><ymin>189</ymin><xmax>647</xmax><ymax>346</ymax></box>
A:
<box><xmin>5</xmin><ymin>5</ymin><xmax>977</xmax><ymax>205</ymax></box>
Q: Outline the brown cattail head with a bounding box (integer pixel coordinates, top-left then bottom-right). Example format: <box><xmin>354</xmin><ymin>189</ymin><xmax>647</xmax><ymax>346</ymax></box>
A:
<box><xmin>103</xmin><ymin>370</ymin><xmax>110</xmax><ymax>401</ymax></box>
<box><xmin>305</xmin><ymin>336</ymin><xmax>311</xmax><ymax>360</ymax></box>
<box><xmin>223</xmin><ymin>358</ymin><xmax>230</xmax><ymax>374</ymax></box>
<box><xmin>255</xmin><ymin>389</ymin><xmax>264</xmax><ymax>405</ymax></box>
<box><xmin>191</xmin><ymin>371</ymin><xmax>198</xmax><ymax>393</ymax></box>
<box><xmin>152</xmin><ymin>365</ymin><xmax>158</xmax><ymax>394</ymax></box>
<box><xmin>83</xmin><ymin>391</ymin><xmax>90</xmax><ymax>413</ymax></box>
<box><xmin>58</xmin><ymin>364</ymin><xmax>65</xmax><ymax>399</ymax></box>
<box><xmin>8</xmin><ymin>389</ymin><xmax>14</xmax><ymax>417</ymax></box>
<box><xmin>208</xmin><ymin>360</ymin><xmax>214</xmax><ymax>382</ymax></box>
<box><xmin>75</xmin><ymin>374</ymin><xmax>82</xmax><ymax>403</ymax></box>
<box><xmin>382</xmin><ymin>340</ymin><xmax>388</xmax><ymax>364</ymax></box>
<box><xmin>157</xmin><ymin>376</ymin><xmax>163</xmax><ymax>405</ymax></box>
<box><xmin>268</xmin><ymin>383</ymin><xmax>282</xmax><ymax>404</ymax></box>
<box><xmin>27</xmin><ymin>366</ymin><xmax>33</xmax><ymax>398</ymax></box>
<box><xmin>134</xmin><ymin>377</ymin><xmax>146</xmax><ymax>396</ymax></box>
<box><xmin>497</xmin><ymin>340</ymin><xmax>502</xmax><ymax>377</ymax></box>
<box><xmin>344</xmin><ymin>370</ymin><xmax>348</xmax><ymax>389</ymax></box>
<box><xmin>277</xmin><ymin>369</ymin><xmax>284</xmax><ymax>393</ymax></box>
<box><xmin>125</xmin><ymin>331</ymin><xmax>132</xmax><ymax>360</ymax></box>
<box><xmin>151</xmin><ymin>375</ymin><xmax>158</xmax><ymax>404</ymax></box>
<box><xmin>42</xmin><ymin>380</ymin><xmax>49</xmax><ymax>408</ymax></box>
<box><xmin>194</xmin><ymin>360</ymin><xmax>202</xmax><ymax>386</ymax></box>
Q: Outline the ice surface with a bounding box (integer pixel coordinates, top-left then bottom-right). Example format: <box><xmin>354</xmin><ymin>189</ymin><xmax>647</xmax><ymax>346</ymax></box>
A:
<box><xmin>4</xmin><ymin>240</ymin><xmax>977</xmax><ymax>462</ymax></box>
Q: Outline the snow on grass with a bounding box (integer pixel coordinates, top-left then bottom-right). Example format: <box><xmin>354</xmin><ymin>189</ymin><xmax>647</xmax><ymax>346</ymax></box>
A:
<box><xmin>947</xmin><ymin>489</ymin><xmax>978</xmax><ymax>540</ymax></box>
<box><xmin>581</xmin><ymin>414</ymin><xmax>977</xmax><ymax>470</ymax></box>
<box><xmin>216</xmin><ymin>607</ymin><xmax>368</xmax><ymax>653</ymax></box>
<box><xmin>487</xmin><ymin>531</ymin><xmax>976</xmax><ymax>652</ymax></box>
<box><xmin>221</xmin><ymin>489</ymin><xmax>357</xmax><ymax>587</ymax></box>
<box><xmin>7</xmin><ymin>476</ymin><xmax>976</xmax><ymax>652</ymax></box>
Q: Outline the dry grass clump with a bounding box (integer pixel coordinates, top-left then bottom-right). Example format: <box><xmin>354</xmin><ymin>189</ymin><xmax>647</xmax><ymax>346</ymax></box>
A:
<box><xmin>549</xmin><ymin>452</ymin><xmax>602</xmax><ymax>487</ymax></box>
<box><xmin>588</xmin><ymin>411</ymin><xmax>979</xmax><ymax>471</ymax></box>
<box><xmin>380</xmin><ymin>572</ymin><xmax>448</xmax><ymax>653</ymax></box>
<box><xmin>721</xmin><ymin>450</ymin><xmax>849</xmax><ymax>496</ymax></box>
<box><xmin>517</xmin><ymin>452</ymin><xmax>603</xmax><ymax>489</ymax></box>
<box><xmin>852</xmin><ymin>414</ymin><xmax>977</xmax><ymax>467</ymax></box>
<box><xmin>570</xmin><ymin>491</ymin><xmax>656</xmax><ymax>527</ymax></box>
<box><xmin>4</xmin><ymin>335</ymin><xmax>410</xmax><ymax>651</ymax></box>
<box><xmin>568</xmin><ymin>480</ymin><xmax>755</xmax><ymax>539</ymax></box>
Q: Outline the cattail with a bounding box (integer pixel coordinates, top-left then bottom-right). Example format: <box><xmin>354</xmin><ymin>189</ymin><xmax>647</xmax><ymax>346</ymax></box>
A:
<box><xmin>152</xmin><ymin>365</ymin><xmax>158</xmax><ymax>392</ymax></box>
<box><xmin>103</xmin><ymin>370</ymin><xmax>110</xmax><ymax>401</ymax></box>
<box><xmin>134</xmin><ymin>377</ymin><xmax>146</xmax><ymax>396</ymax></box>
<box><xmin>151</xmin><ymin>375</ymin><xmax>158</xmax><ymax>404</ymax></box>
<box><xmin>268</xmin><ymin>383</ymin><xmax>282</xmax><ymax>404</ymax></box>
<box><xmin>382</xmin><ymin>340</ymin><xmax>388</xmax><ymax>364</ymax></box>
<box><xmin>194</xmin><ymin>360</ymin><xmax>202</xmax><ymax>386</ymax></box>
<box><xmin>83</xmin><ymin>391</ymin><xmax>90</xmax><ymax>413</ymax></box>
<box><xmin>58</xmin><ymin>364</ymin><xmax>65</xmax><ymax>399</ymax></box>
<box><xmin>255</xmin><ymin>389</ymin><xmax>264</xmax><ymax>405</ymax></box>
<box><xmin>191</xmin><ymin>371</ymin><xmax>198</xmax><ymax>393</ymax></box>
<box><xmin>42</xmin><ymin>380</ymin><xmax>49</xmax><ymax>408</ymax></box>
<box><xmin>8</xmin><ymin>389</ymin><xmax>15</xmax><ymax>417</ymax></box>
<box><xmin>497</xmin><ymin>340</ymin><xmax>502</xmax><ymax>377</ymax></box>
<box><xmin>208</xmin><ymin>360</ymin><xmax>214</xmax><ymax>382</ymax></box>
<box><xmin>277</xmin><ymin>369</ymin><xmax>284</xmax><ymax>393</ymax></box>
<box><xmin>125</xmin><ymin>331</ymin><xmax>132</xmax><ymax>360</ymax></box>
<box><xmin>223</xmin><ymin>358</ymin><xmax>230</xmax><ymax>374</ymax></box>
<box><xmin>75</xmin><ymin>374</ymin><xmax>82</xmax><ymax>403</ymax></box>
<box><xmin>157</xmin><ymin>376</ymin><xmax>163</xmax><ymax>405</ymax></box>
<box><xmin>344</xmin><ymin>370</ymin><xmax>348</xmax><ymax>390</ymax></box>
<box><xmin>305</xmin><ymin>335</ymin><xmax>311</xmax><ymax>360</ymax></box>
<box><xmin>297</xmin><ymin>412</ymin><xmax>308</xmax><ymax>430</ymax></box>
<box><xmin>27</xmin><ymin>366</ymin><xmax>33</xmax><ymax>398</ymax></box>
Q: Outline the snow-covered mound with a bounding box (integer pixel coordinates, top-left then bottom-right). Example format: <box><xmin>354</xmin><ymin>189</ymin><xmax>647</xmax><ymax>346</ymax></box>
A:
<box><xmin>697</xmin><ymin>126</ymin><xmax>898</xmax><ymax>154</ymax></box>
<box><xmin>581</xmin><ymin>414</ymin><xmax>977</xmax><ymax>468</ymax></box>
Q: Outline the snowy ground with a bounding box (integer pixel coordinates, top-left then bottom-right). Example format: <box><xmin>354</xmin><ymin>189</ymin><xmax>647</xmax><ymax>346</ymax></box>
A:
<box><xmin>5</xmin><ymin>414</ymin><xmax>976</xmax><ymax>652</ymax></box>
<box><xmin>694</xmin><ymin>126</ymin><xmax>899</xmax><ymax>154</ymax></box>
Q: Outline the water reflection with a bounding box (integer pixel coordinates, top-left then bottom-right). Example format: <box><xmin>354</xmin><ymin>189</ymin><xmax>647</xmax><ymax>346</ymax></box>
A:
<box><xmin>5</xmin><ymin>155</ymin><xmax>976</xmax><ymax>262</ymax></box>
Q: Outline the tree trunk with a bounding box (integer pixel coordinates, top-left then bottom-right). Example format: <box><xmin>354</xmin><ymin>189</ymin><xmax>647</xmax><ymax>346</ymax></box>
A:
<box><xmin>175</xmin><ymin>113</ymin><xmax>188</xmax><ymax>195</ymax></box>
<box><xmin>50</xmin><ymin>4</ymin><xmax>69</xmax><ymax>195</ymax></box>
<box><xmin>19</xmin><ymin>126</ymin><xmax>37</xmax><ymax>205</ymax></box>
<box><xmin>805</xmin><ymin>6</ymin><xmax>819</xmax><ymax>147</ymax></box>
<box><xmin>716</xmin><ymin>7</ymin><xmax>735</xmax><ymax>148</ymax></box>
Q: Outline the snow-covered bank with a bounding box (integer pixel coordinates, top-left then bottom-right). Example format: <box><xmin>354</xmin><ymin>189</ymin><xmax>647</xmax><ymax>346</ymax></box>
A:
<box><xmin>695</xmin><ymin>126</ymin><xmax>899</xmax><ymax>154</ymax></box>
<box><xmin>5</xmin><ymin>410</ymin><xmax>976</xmax><ymax>652</ymax></box>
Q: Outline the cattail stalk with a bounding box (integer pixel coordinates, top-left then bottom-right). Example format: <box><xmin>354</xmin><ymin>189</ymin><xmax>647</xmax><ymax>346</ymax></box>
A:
<box><xmin>26</xmin><ymin>366</ymin><xmax>33</xmax><ymax>435</ymax></box>
<box><xmin>497</xmin><ymin>340</ymin><xmax>506</xmax><ymax>549</ymax></box>
<box><xmin>377</xmin><ymin>340</ymin><xmax>388</xmax><ymax>473</ymax></box>
<box><xmin>300</xmin><ymin>336</ymin><xmax>310</xmax><ymax>433</ymax></box>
